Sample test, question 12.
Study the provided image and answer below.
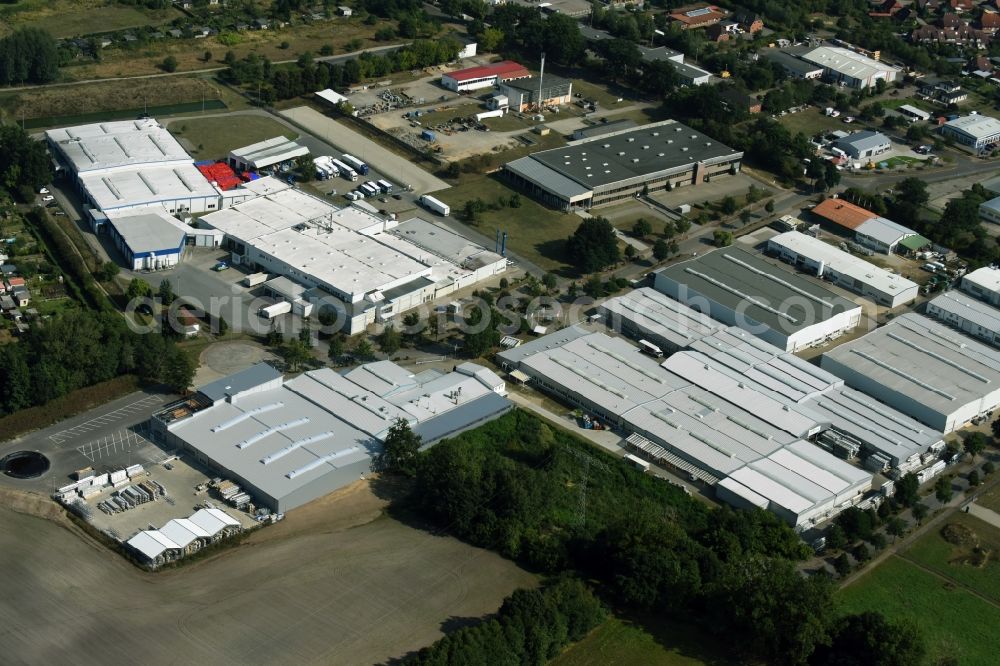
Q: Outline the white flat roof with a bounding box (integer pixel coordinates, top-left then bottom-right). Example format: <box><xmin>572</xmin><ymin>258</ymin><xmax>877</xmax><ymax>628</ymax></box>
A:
<box><xmin>800</xmin><ymin>46</ymin><xmax>899</xmax><ymax>81</ymax></box>
<box><xmin>945</xmin><ymin>114</ymin><xmax>1000</xmax><ymax>140</ymax></box>
<box><xmin>768</xmin><ymin>231</ymin><xmax>918</xmax><ymax>296</ymax></box>
<box><xmin>963</xmin><ymin>266</ymin><xmax>1000</xmax><ymax>297</ymax></box>
<box><xmin>201</xmin><ymin>189</ymin><xmax>502</xmax><ymax>302</ymax></box>
<box><xmin>822</xmin><ymin>313</ymin><xmax>1000</xmax><ymax>416</ymax></box>
<box><xmin>47</xmin><ymin>118</ymin><xmax>190</xmax><ymax>173</ymax></box>
<box><xmin>79</xmin><ymin>163</ymin><xmax>218</xmax><ymax>211</ymax></box>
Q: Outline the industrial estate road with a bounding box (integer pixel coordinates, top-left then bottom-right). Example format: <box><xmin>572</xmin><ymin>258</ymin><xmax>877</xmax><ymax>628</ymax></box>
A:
<box><xmin>280</xmin><ymin>105</ymin><xmax>451</xmax><ymax>194</ymax></box>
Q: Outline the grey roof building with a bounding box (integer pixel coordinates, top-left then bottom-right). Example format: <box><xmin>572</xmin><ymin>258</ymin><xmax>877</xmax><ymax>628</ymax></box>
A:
<box><xmin>761</xmin><ymin>49</ymin><xmax>825</xmax><ymax>79</ymax></box>
<box><xmin>503</xmin><ymin>119</ymin><xmax>743</xmax><ymax>210</ymax></box>
<box><xmin>833</xmin><ymin>130</ymin><xmax>892</xmax><ymax>159</ymax></box>
<box><xmin>653</xmin><ymin>247</ymin><xmax>862</xmax><ymax>351</ymax></box>
<box><xmin>497</xmin><ymin>327</ymin><xmax>875</xmax><ymax>529</ymax></box>
<box><xmin>153</xmin><ymin>361</ymin><xmax>512</xmax><ymax>512</ymax></box>
<box><xmin>821</xmin><ymin>313</ymin><xmax>1000</xmax><ymax>433</ymax></box>
<box><xmin>926</xmin><ymin>290</ymin><xmax>1000</xmax><ymax>348</ymax></box>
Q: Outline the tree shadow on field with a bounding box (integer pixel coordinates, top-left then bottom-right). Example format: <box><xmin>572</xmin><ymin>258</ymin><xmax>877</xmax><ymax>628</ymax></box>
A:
<box><xmin>378</xmin><ymin>615</ymin><xmax>495</xmax><ymax>665</ymax></box>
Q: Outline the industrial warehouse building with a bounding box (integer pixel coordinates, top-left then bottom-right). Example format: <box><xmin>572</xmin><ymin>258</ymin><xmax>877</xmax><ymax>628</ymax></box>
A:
<box><xmin>598</xmin><ymin>287</ymin><xmax>725</xmax><ymax>353</ymax></box>
<box><xmin>810</xmin><ymin>198</ymin><xmax>929</xmax><ymax>254</ymax></box>
<box><xmin>440</xmin><ymin>60</ymin><xmax>531</xmax><ymax>92</ymax></box>
<box><xmin>495</xmin><ymin>75</ymin><xmax>573</xmax><ymax>112</ymax></box>
<box><xmin>939</xmin><ymin>114</ymin><xmax>1000</xmax><ymax>151</ymax></box>
<box><xmin>821</xmin><ymin>313</ymin><xmax>1000</xmax><ymax>433</ymax></box>
<box><xmin>498</xmin><ymin>321</ymin><xmax>945</xmax><ymax>525</ymax></box>
<box><xmin>200</xmin><ymin>181</ymin><xmax>505</xmax><ymax>333</ymax></box>
<box><xmin>152</xmin><ymin>362</ymin><xmax>511</xmax><ymax>512</ymax></box>
<box><xmin>962</xmin><ymin>266</ymin><xmax>1000</xmax><ymax>306</ymax></box>
<box><xmin>47</xmin><ymin>118</ymin><xmax>224</xmax><ymax>216</ymax></box>
<box><xmin>503</xmin><ymin>119</ymin><xmax>743</xmax><ymax>210</ymax></box>
<box><xmin>926</xmin><ymin>291</ymin><xmax>1000</xmax><ymax>347</ymax></box>
<box><xmin>102</xmin><ymin>208</ymin><xmax>190</xmax><ymax>270</ymax></box>
<box><xmin>497</xmin><ymin>327</ymin><xmax>878</xmax><ymax>529</ymax></box>
<box><xmin>796</xmin><ymin>46</ymin><xmax>899</xmax><ymax>89</ymax></box>
<box><xmin>653</xmin><ymin>247</ymin><xmax>862</xmax><ymax>351</ymax></box>
<box><xmin>228</xmin><ymin>136</ymin><xmax>309</xmax><ymax>172</ymax></box>
<box><xmin>766</xmin><ymin>231</ymin><xmax>919</xmax><ymax>307</ymax></box>
<box><xmin>832</xmin><ymin>131</ymin><xmax>892</xmax><ymax>160</ymax></box>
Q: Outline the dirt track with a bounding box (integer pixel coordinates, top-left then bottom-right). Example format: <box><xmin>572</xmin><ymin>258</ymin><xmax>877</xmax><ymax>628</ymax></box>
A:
<box><xmin>0</xmin><ymin>481</ymin><xmax>536</xmax><ymax>664</ymax></box>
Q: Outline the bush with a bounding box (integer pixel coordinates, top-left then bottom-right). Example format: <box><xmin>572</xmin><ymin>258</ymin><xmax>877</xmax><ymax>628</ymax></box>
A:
<box><xmin>161</xmin><ymin>55</ymin><xmax>177</xmax><ymax>72</ymax></box>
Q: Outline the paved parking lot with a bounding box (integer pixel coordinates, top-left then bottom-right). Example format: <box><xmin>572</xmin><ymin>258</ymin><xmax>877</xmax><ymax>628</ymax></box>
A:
<box><xmin>76</xmin><ymin>425</ymin><xmax>154</xmax><ymax>463</ymax></box>
<box><xmin>47</xmin><ymin>395</ymin><xmax>162</xmax><ymax>445</ymax></box>
<box><xmin>0</xmin><ymin>389</ymin><xmax>176</xmax><ymax>494</ymax></box>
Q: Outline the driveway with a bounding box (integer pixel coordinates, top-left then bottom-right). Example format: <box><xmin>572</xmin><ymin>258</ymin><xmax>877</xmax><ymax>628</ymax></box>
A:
<box><xmin>280</xmin><ymin>106</ymin><xmax>450</xmax><ymax>194</ymax></box>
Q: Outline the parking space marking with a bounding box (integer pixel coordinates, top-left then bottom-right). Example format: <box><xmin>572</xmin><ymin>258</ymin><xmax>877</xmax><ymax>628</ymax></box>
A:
<box><xmin>49</xmin><ymin>395</ymin><xmax>162</xmax><ymax>445</ymax></box>
<box><xmin>76</xmin><ymin>426</ymin><xmax>152</xmax><ymax>463</ymax></box>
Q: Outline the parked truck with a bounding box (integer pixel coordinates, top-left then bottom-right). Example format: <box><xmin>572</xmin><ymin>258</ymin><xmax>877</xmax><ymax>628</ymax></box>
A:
<box><xmin>258</xmin><ymin>301</ymin><xmax>292</xmax><ymax>319</ymax></box>
<box><xmin>341</xmin><ymin>153</ymin><xmax>369</xmax><ymax>175</ymax></box>
<box><xmin>243</xmin><ymin>272</ymin><xmax>268</xmax><ymax>287</ymax></box>
<box><xmin>376</xmin><ymin>179</ymin><xmax>393</xmax><ymax>194</ymax></box>
<box><xmin>419</xmin><ymin>194</ymin><xmax>450</xmax><ymax>216</ymax></box>
<box><xmin>331</xmin><ymin>158</ymin><xmax>357</xmax><ymax>181</ymax></box>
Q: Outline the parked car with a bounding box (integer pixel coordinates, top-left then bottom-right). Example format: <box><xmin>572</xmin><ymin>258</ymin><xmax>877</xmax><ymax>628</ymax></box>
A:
<box><xmin>38</xmin><ymin>187</ymin><xmax>49</xmax><ymax>194</ymax></box>
<box><xmin>213</xmin><ymin>262</ymin><xmax>228</xmax><ymax>272</ymax></box>
<box><xmin>41</xmin><ymin>195</ymin><xmax>54</xmax><ymax>202</ymax></box>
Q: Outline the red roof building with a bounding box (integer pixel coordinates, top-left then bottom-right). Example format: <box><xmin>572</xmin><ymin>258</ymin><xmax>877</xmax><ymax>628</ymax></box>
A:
<box><xmin>811</xmin><ymin>198</ymin><xmax>877</xmax><ymax>231</ymax></box>
<box><xmin>441</xmin><ymin>61</ymin><xmax>531</xmax><ymax>92</ymax></box>
<box><xmin>668</xmin><ymin>5</ymin><xmax>727</xmax><ymax>29</ymax></box>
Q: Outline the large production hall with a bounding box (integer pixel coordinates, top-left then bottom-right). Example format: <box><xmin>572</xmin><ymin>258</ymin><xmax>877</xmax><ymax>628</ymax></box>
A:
<box><xmin>199</xmin><ymin>180</ymin><xmax>506</xmax><ymax>333</ymax></box>
<box><xmin>654</xmin><ymin>247</ymin><xmax>863</xmax><ymax>352</ymax></box>
<box><xmin>153</xmin><ymin>361</ymin><xmax>511</xmax><ymax>512</ymax></box>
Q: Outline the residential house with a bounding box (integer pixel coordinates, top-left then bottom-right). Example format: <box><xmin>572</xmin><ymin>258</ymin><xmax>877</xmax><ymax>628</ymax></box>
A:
<box><xmin>735</xmin><ymin>10</ymin><xmax>764</xmax><ymax>33</ymax></box>
<box><xmin>870</xmin><ymin>0</ymin><xmax>903</xmax><ymax>17</ymax></box>
<box><xmin>706</xmin><ymin>21</ymin><xmax>735</xmax><ymax>42</ymax></box>
<box><xmin>6</xmin><ymin>276</ymin><xmax>25</xmax><ymax>290</ymax></box>
<box><xmin>981</xmin><ymin>9</ymin><xmax>1000</xmax><ymax>32</ymax></box>
<box><xmin>176</xmin><ymin>307</ymin><xmax>200</xmax><ymax>338</ymax></box>
<box><xmin>255</xmin><ymin>18</ymin><xmax>270</xmax><ymax>29</ymax></box>
<box><xmin>918</xmin><ymin>79</ymin><xmax>969</xmax><ymax>105</ymax></box>
<box><xmin>911</xmin><ymin>23</ymin><xmax>992</xmax><ymax>47</ymax></box>
<box><xmin>0</xmin><ymin>295</ymin><xmax>14</xmax><ymax>311</ymax></box>
<box><xmin>11</xmin><ymin>287</ymin><xmax>29</xmax><ymax>308</ymax></box>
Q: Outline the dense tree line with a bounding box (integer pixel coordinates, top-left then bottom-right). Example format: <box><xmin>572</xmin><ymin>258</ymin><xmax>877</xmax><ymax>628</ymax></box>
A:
<box><xmin>0</xmin><ymin>124</ymin><xmax>53</xmax><ymax>203</ymax></box>
<box><xmin>222</xmin><ymin>39</ymin><xmax>461</xmax><ymax>102</ymax></box>
<box><xmin>0</xmin><ymin>28</ymin><xmax>59</xmax><ymax>86</ymax></box>
<box><xmin>406</xmin><ymin>410</ymin><xmax>925</xmax><ymax>664</ymax></box>
<box><xmin>402</xmin><ymin>576</ymin><xmax>605</xmax><ymax>665</ymax></box>
<box><xmin>0</xmin><ymin>310</ymin><xmax>195</xmax><ymax>415</ymax></box>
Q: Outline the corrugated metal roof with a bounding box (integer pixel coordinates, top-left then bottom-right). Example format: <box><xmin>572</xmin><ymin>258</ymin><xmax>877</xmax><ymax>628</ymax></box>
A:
<box><xmin>503</xmin><ymin>156</ymin><xmax>592</xmax><ymax>199</ymax></box>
